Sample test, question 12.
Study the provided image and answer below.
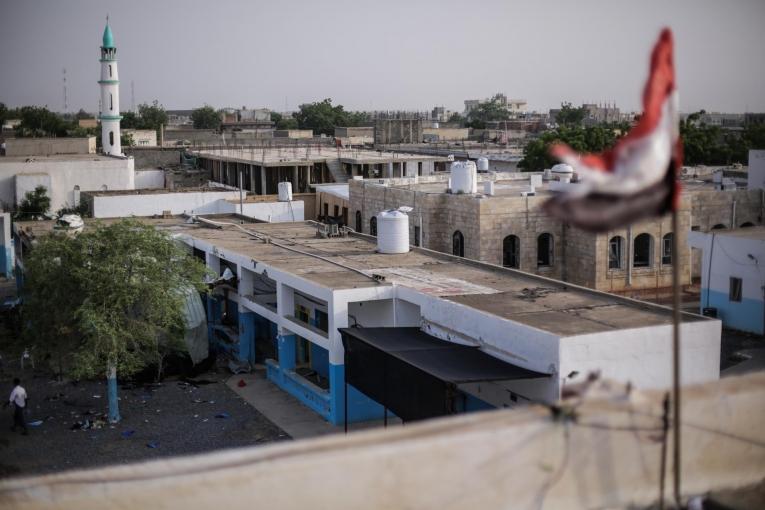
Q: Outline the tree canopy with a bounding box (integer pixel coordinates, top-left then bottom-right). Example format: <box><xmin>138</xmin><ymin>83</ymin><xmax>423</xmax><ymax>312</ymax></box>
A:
<box><xmin>23</xmin><ymin>219</ymin><xmax>210</xmax><ymax>421</ymax></box>
<box><xmin>519</xmin><ymin>125</ymin><xmax>623</xmax><ymax>171</ymax></box>
<box><xmin>681</xmin><ymin>112</ymin><xmax>765</xmax><ymax>166</ymax></box>
<box><xmin>16</xmin><ymin>185</ymin><xmax>51</xmax><ymax>220</ymax></box>
<box><xmin>466</xmin><ymin>99</ymin><xmax>509</xmax><ymax>129</ymax></box>
<box><xmin>293</xmin><ymin>99</ymin><xmax>369</xmax><ymax>136</ymax></box>
<box><xmin>555</xmin><ymin>102</ymin><xmax>587</xmax><ymax>126</ymax></box>
<box><xmin>137</xmin><ymin>100</ymin><xmax>168</xmax><ymax>133</ymax></box>
<box><xmin>192</xmin><ymin>105</ymin><xmax>221</xmax><ymax>129</ymax></box>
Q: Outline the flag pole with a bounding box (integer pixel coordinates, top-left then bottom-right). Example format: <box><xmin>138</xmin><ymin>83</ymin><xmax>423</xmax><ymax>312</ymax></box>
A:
<box><xmin>671</xmin><ymin>206</ymin><xmax>682</xmax><ymax>506</ymax></box>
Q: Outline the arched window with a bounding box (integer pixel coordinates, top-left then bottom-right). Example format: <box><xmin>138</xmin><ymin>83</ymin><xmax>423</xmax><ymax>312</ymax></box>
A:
<box><xmin>662</xmin><ymin>233</ymin><xmax>673</xmax><ymax>265</ymax></box>
<box><xmin>502</xmin><ymin>235</ymin><xmax>520</xmax><ymax>268</ymax></box>
<box><xmin>355</xmin><ymin>211</ymin><xmax>362</xmax><ymax>232</ymax></box>
<box><xmin>633</xmin><ymin>233</ymin><xmax>653</xmax><ymax>267</ymax></box>
<box><xmin>711</xmin><ymin>224</ymin><xmax>726</xmax><ymax>230</ymax></box>
<box><xmin>109</xmin><ymin>131</ymin><xmax>114</xmax><ymax>146</ymax></box>
<box><xmin>537</xmin><ymin>233</ymin><xmax>553</xmax><ymax>267</ymax></box>
<box><xmin>608</xmin><ymin>236</ymin><xmax>624</xmax><ymax>269</ymax></box>
<box><xmin>109</xmin><ymin>64</ymin><xmax>112</xmax><ymax>77</ymax></box>
<box><xmin>109</xmin><ymin>93</ymin><xmax>113</xmax><ymax>110</ymax></box>
<box><xmin>452</xmin><ymin>231</ymin><xmax>464</xmax><ymax>257</ymax></box>
<box><xmin>740</xmin><ymin>222</ymin><xmax>755</xmax><ymax>228</ymax></box>
<box><xmin>370</xmin><ymin>216</ymin><xmax>377</xmax><ymax>236</ymax></box>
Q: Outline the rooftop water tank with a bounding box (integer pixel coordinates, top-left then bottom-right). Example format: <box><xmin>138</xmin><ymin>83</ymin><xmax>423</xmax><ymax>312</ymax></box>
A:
<box><xmin>278</xmin><ymin>181</ymin><xmax>293</xmax><ymax>202</ymax></box>
<box><xmin>477</xmin><ymin>157</ymin><xmax>489</xmax><ymax>172</ymax></box>
<box><xmin>551</xmin><ymin>163</ymin><xmax>574</xmax><ymax>175</ymax></box>
<box><xmin>450</xmin><ymin>161</ymin><xmax>478</xmax><ymax>194</ymax></box>
<box><xmin>447</xmin><ymin>154</ymin><xmax>455</xmax><ymax>162</ymax></box>
<box><xmin>377</xmin><ymin>210</ymin><xmax>410</xmax><ymax>254</ymax></box>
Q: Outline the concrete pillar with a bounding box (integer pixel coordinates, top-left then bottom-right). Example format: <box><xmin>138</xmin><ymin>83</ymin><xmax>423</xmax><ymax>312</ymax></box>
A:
<box><xmin>278</xmin><ymin>334</ymin><xmax>296</xmax><ymax>371</ymax></box>
<box><xmin>261</xmin><ymin>165</ymin><xmax>267</xmax><ymax>195</ymax></box>
<box><xmin>292</xmin><ymin>166</ymin><xmax>299</xmax><ymax>190</ymax></box>
<box><xmin>238</xmin><ymin>312</ymin><xmax>256</xmax><ymax>363</ymax></box>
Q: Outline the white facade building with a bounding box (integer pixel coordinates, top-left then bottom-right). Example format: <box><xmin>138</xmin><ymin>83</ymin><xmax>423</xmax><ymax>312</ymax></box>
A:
<box><xmin>689</xmin><ymin>226</ymin><xmax>765</xmax><ymax>335</ymax></box>
<box><xmin>99</xmin><ymin>20</ymin><xmax>122</xmax><ymax>156</ymax></box>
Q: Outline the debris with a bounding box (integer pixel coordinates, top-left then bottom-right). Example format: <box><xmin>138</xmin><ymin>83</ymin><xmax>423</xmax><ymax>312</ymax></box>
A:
<box><xmin>237</xmin><ymin>379</ymin><xmax>247</xmax><ymax>388</ymax></box>
<box><xmin>121</xmin><ymin>430</ymin><xmax>136</xmax><ymax>438</ymax></box>
<box><xmin>180</xmin><ymin>377</ymin><xmax>216</xmax><ymax>386</ymax></box>
<box><xmin>92</xmin><ymin>395</ymin><xmax>102</xmax><ymax>399</ymax></box>
<box><xmin>518</xmin><ymin>287</ymin><xmax>563</xmax><ymax>301</ymax></box>
<box><xmin>27</xmin><ymin>420</ymin><xmax>43</xmax><ymax>427</ymax></box>
<box><xmin>146</xmin><ymin>441</ymin><xmax>159</xmax><ymax>449</ymax></box>
<box><xmin>215</xmin><ymin>412</ymin><xmax>230</xmax><ymax>419</ymax></box>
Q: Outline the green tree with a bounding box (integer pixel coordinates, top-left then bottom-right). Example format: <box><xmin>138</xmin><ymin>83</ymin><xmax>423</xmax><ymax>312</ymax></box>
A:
<box><xmin>23</xmin><ymin>220</ymin><xmax>209</xmax><ymax>422</ymax></box>
<box><xmin>293</xmin><ymin>98</ymin><xmax>350</xmax><ymax>136</ymax></box>
<box><xmin>121</xmin><ymin>111</ymin><xmax>140</xmax><ymax>129</ymax></box>
<box><xmin>15</xmin><ymin>106</ymin><xmax>69</xmax><ymax>137</ymax></box>
<box><xmin>16</xmin><ymin>185</ymin><xmax>51</xmax><ymax>219</ymax></box>
<box><xmin>74</xmin><ymin>108</ymin><xmax>93</xmax><ymax>120</ymax></box>
<box><xmin>555</xmin><ymin>102</ymin><xmax>587</xmax><ymax>126</ymax></box>
<box><xmin>137</xmin><ymin>100</ymin><xmax>168</xmax><ymax>134</ymax></box>
<box><xmin>466</xmin><ymin>99</ymin><xmax>508</xmax><ymax>129</ymax></box>
<box><xmin>448</xmin><ymin>112</ymin><xmax>465</xmax><ymax>125</ymax></box>
<box><xmin>192</xmin><ymin>105</ymin><xmax>221</xmax><ymax>129</ymax></box>
<box><xmin>271</xmin><ymin>112</ymin><xmax>299</xmax><ymax>130</ymax></box>
<box><xmin>519</xmin><ymin>125</ymin><xmax>621</xmax><ymax>171</ymax></box>
<box><xmin>121</xmin><ymin>132</ymin><xmax>135</xmax><ymax>147</ymax></box>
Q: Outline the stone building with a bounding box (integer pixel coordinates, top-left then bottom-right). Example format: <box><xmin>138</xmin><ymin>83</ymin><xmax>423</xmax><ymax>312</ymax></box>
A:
<box><xmin>349</xmin><ymin>171</ymin><xmax>763</xmax><ymax>296</ymax></box>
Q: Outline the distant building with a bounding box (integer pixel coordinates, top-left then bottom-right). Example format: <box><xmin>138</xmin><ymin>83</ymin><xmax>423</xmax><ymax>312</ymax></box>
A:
<box><xmin>167</xmin><ymin>110</ymin><xmax>194</xmax><ymax>127</ymax></box>
<box><xmin>123</xmin><ymin>129</ymin><xmax>157</xmax><ymax>147</ymax></box>
<box><xmin>689</xmin><ymin>226</ymin><xmax>764</xmax><ymax>334</ymax></box>
<box><xmin>78</xmin><ymin>118</ymin><xmax>98</xmax><ymax>129</ymax></box>
<box><xmin>464</xmin><ymin>94</ymin><xmax>527</xmax><ymax>117</ymax></box>
<box><xmin>3</xmin><ymin>137</ymin><xmax>96</xmax><ymax>157</ymax></box>
<box><xmin>374</xmin><ymin>118</ymin><xmax>422</xmax><ymax>144</ymax></box>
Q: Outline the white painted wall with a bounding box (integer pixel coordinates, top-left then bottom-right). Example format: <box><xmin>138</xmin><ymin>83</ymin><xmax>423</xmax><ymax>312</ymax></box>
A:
<box><xmin>91</xmin><ymin>191</ymin><xmax>240</xmax><ymax>217</ymax></box>
<box><xmin>559</xmin><ymin>319</ymin><xmax>721</xmax><ymax>390</ymax></box>
<box><xmin>747</xmin><ymin>150</ymin><xmax>765</xmax><ymax>190</ymax></box>
<box><xmin>692</xmin><ymin>232</ymin><xmax>765</xmax><ymax>302</ymax></box>
<box><xmin>134</xmin><ymin>170</ymin><xmax>165</xmax><ymax>189</ymax></box>
<box><xmin>0</xmin><ymin>157</ymin><xmax>134</xmax><ymax>211</ymax></box>
<box><xmin>348</xmin><ymin>300</ymin><xmax>394</xmax><ymax>327</ymax></box>
<box><xmin>203</xmin><ymin>201</ymin><xmax>305</xmax><ymax>222</ymax></box>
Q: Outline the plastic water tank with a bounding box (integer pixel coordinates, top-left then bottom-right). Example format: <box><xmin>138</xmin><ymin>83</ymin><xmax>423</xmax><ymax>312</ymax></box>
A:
<box><xmin>377</xmin><ymin>210</ymin><xmax>410</xmax><ymax>254</ymax></box>
<box><xmin>477</xmin><ymin>157</ymin><xmax>489</xmax><ymax>172</ymax></box>
<box><xmin>450</xmin><ymin>161</ymin><xmax>478</xmax><ymax>194</ymax></box>
<box><xmin>483</xmin><ymin>180</ymin><xmax>495</xmax><ymax>196</ymax></box>
<box><xmin>551</xmin><ymin>163</ymin><xmax>574</xmax><ymax>175</ymax></box>
<box><xmin>278</xmin><ymin>182</ymin><xmax>293</xmax><ymax>202</ymax></box>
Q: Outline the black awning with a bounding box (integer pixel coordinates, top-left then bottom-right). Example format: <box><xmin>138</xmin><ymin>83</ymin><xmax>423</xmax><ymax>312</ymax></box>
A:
<box><xmin>340</xmin><ymin>327</ymin><xmax>548</xmax><ymax>423</ymax></box>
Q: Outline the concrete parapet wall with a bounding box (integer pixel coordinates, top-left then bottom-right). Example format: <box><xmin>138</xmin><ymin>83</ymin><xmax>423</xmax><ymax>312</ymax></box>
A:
<box><xmin>2</xmin><ymin>373</ymin><xmax>763</xmax><ymax>509</ymax></box>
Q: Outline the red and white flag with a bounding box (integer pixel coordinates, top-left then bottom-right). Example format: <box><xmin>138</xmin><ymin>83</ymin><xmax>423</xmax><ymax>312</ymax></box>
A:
<box><xmin>544</xmin><ymin>29</ymin><xmax>682</xmax><ymax>232</ymax></box>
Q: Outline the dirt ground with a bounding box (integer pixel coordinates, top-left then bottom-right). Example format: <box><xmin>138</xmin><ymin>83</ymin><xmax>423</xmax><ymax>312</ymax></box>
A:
<box><xmin>0</xmin><ymin>368</ymin><xmax>290</xmax><ymax>479</ymax></box>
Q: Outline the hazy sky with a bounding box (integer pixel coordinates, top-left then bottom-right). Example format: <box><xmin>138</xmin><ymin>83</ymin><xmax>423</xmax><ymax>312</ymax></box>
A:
<box><xmin>1</xmin><ymin>0</ymin><xmax>763</xmax><ymax>114</ymax></box>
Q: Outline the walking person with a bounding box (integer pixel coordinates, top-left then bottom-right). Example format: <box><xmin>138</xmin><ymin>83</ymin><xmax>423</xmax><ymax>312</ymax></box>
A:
<box><xmin>6</xmin><ymin>378</ymin><xmax>28</xmax><ymax>435</ymax></box>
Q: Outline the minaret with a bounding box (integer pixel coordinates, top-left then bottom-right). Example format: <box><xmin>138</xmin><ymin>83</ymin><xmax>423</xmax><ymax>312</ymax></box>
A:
<box><xmin>98</xmin><ymin>18</ymin><xmax>122</xmax><ymax>156</ymax></box>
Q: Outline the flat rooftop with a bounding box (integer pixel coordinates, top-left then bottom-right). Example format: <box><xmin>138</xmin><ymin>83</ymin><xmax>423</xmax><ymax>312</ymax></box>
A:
<box><xmin>193</xmin><ymin>148</ymin><xmax>446</xmax><ymax>167</ymax></box>
<box><xmin>15</xmin><ymin>218</ymin><xmax>705</xmax><ymax>337</ymax></box>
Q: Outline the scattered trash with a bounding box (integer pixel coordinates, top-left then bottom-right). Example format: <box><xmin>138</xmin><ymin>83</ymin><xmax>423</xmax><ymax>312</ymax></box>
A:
<box><xmin>121</xmin><ymin>430</ymin><xmax>136</xmax><ymax>438</ymax></box>
<box><xmin>146</xmin><ymin>441</ymin><xmax>159</xmax><ymax>449</ymax></box>
<box><xmin>228</xmin><ymin>360</ymin><xmax>252</xmax><ymax>375</ymax></box>
<box><xmin>193</xmin><ymin>414</ymin><xmax>199</xmax><ymax>418</ymax></box>
<box><xmin>27</xmin><ymin>420</ymin><xmax>43</xmax><ymax>427</ymax></box>
<box><xmin>237</xmin><ymin>379</ymin><xmax>247</xmax><ymax>388</ymax></box>
<box><xmin>92</xmin><ymin>395</ymin><xmax>102</xmax><ymax>399</ymax></box>
<box><xmin>192</xmin><ymin>399</ymin><xmax>204</xmax><ymax>404</ymax></box>
<box><xmin>202</xmin><ymin>419</ymin><xmax>208</xmax><ymax>423</ymax></box>
<box><xmin>180</xmin><ymin>377</ymin><xmax>216</xmax><ymax>387</ymax></box>
<box><xmin>215</xmin><ymin>412</ymin><xmax>230</xmax><ymax>419</ymax></box>
<box><xmin>44</xmin><ymin>392</ymin><xmax>66</xmax><ymax>402</ymax></box>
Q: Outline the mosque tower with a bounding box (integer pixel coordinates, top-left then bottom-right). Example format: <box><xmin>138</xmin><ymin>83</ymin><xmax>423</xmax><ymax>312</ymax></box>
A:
<box><xmin>98</xmin><ymin>18</ymin><xmax>122</xmax><ymax>156</ymax></box>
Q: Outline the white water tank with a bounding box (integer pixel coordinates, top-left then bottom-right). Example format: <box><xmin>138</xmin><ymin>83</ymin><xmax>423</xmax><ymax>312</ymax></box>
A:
<box><xmin>450</xmin><ymin>161</ymin><xmax>478</xmax><ymax>194</ymax></box>
<box><xmin>551</xmin><ymin>164</ymin><xmax>574</xmax><ymax>177</ymax></box>
<box><xmin>377</xmin><ymin>210</ymin><xmax>410</xmax><ymax>254</ymax></box>
<box><xmin>484</xmin><ymin>180</ymin><xmax>495</xmax><ymax>196</ymax></box>
<box><xmin>278</xmin><ymin>182</ymin><xmax>293</xmax><ymax>202</ymax></box>
<box><xmin>477</xmin><ymin>157</ymin><xmax>489</xmax><ymax>171</ymax></box>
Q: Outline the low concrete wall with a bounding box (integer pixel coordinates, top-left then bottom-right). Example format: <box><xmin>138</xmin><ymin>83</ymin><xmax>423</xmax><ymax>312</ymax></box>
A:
<box><xmin>5</xmin><ymin>137</ymin><xmax>96</xmax><ymax>156</ymax></box>
<box><xmin>2</xmin><ymin>373</ymin><xmax>763</xmax><ymax>510</ymax></box>
<box><xmin>88</xmin><ymin>190</ymin><xmax>242</xmax><ymax>218</ymax></box>
<box><xmin>124</xmin><ymin>147</ymin><xmax>181</xmax><ymax>169</ymax></box>
<box><xmin>134</xmin><ymin>169</ymin><xmax>166</xmax><ymax>189</ymax></box>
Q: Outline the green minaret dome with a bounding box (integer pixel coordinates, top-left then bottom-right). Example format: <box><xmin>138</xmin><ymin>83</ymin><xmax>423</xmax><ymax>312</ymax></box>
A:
<box><xmin>102</xmin><ymin>23</ymin><xmax>115</xmax><ymax>48</ymax></box>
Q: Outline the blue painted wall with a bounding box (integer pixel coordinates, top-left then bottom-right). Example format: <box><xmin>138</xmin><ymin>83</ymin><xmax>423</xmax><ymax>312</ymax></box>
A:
<box><xmin>310</xmin><ymin>343</ymin><xmax>329</xmax><ymax>379</ymax></box>
<box><xmin>238</xmin><ymin>312</ymin><xmax>256</xmax><ymax>362</ymax></box>
<box><xmin>706</xmin><ymin>289</ymin><xmax>764</xmax><ymax>335</ymax></box>
<box><xmin>329</xmin><ymin>363</ymin><xmax>386</xmax><ymax>424</ymax></box>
